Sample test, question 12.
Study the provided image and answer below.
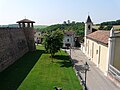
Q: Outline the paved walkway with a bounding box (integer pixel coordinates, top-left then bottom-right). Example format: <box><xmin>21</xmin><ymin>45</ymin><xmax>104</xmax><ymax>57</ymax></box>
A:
<box><xmin>65</xmin><ymin>48</ymin><xmax>120</xmax><ymax>90</ymax></box>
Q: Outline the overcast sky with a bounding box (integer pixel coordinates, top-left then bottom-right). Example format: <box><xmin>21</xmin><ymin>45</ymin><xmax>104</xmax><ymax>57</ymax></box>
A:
<box><xmin>0</xmin><ymin>0</ymin><xmax>120</xmax><ymax>25</ymax></box>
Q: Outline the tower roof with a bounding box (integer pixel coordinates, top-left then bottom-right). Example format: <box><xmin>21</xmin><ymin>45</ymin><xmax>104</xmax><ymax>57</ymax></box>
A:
<box><xmin>86</xmin><ymin>15</ymin><xmax>92</xmax><ymax>23</ymax></box>
<box><xmin>16</xmin><ymin>19</ymin><xmax>35</xmax><ymax>23</ymax></box>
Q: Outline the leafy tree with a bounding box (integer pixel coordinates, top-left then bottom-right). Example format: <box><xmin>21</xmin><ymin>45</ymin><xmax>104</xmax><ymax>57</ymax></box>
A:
<box><xmin>67</xmin><ymin>20</ymin><xmax>70</xmax><ymax>24</ymax></box>
<box><xmin>44</xmin><ymin>30</ymin><xmax>64</xmax><ymax>57</ymax></box>
<box><xmin>98</xmin><ymin>25</ymin><xmax>104</xmax><ymax>30</ymax></box>
<box><xmin>63</xmin><ymin>21</ymin><xmax>67</xmax><ymax>25</ymax></box>
<box><xmin>101</xmin><ymin>19</ymin><xmax>120</xmax><ymax>26</ymax></box>
<box><xmin>37</xmin><ymin>21</ymin><xmax>85</xmax><ymax>43</ymax></box>
<box><xmin>104</xmin><ymin>25</ymin><xmax>113</xmax><ymax>30</ymax></box>
<box><xmin>72</xmin><ymin>21</ymin><xmax>76</xmax><ymax>24</ymax></box>
<box><xmin>116</xmin><ymin>20</ymin><xmax>120</xmax><ymax>25</ymax></box>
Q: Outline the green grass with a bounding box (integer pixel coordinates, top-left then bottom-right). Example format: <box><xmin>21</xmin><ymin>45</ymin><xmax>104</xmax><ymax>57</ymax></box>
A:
<box><xmin>0</xmin><ymin>45</ymin><xmax>82</xmax><ymax>90</ymax></box>
<box><xmin>0</xmin><ymin>47</ymin><xmax>44</xmax><ymax>90</ymax></box>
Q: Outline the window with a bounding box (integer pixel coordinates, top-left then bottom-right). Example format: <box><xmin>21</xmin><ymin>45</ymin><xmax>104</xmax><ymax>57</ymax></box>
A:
<box><xmin>96</xmin><ymin>50</ymin><xmax>98</xmax><ymax>54</ymax></box>
<box><xmin>67</xmin><ymin>39</ymin><xmax>69</xmax><ymax>42</ymax></box>
<box><xmin>88</xmin><ymin>25</ymin><xmax>91</xmax><ymax>30</ymax></box>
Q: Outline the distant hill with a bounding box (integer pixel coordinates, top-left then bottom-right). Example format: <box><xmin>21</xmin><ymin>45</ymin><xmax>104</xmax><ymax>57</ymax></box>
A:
<box><xmin>101</xmin><ymin>19</ymin><xmax>120</xmax><ymax>25</ymax></box>
<box><xmin>0</xmin><ymin>24</ymin><xmax>19</xmax><ymax>28</ymax></box>
<box><xmin>41</xmin><ymin>21</ymin><xmax>85</xmax><ymax>36</ymax></box>
<box><xmin>93</xmin><ymin>25</ymin><xmax>120</xmax><ymax>30</ymax></box>
<box><xmin>34</xmin><ymin>25</ymin><xmax>48</xmax><ymax>29</ymax></box>
<box><xmin>94</xmin><ymin>19</ymin><xmax>120</xmax><ymax>30</ymax></box>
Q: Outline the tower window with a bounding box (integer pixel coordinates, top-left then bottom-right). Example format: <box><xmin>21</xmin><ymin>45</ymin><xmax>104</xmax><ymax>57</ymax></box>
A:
<box><xmin>67</xmin><ymin>39</ymin><xmax>69</xmax><ymax>42</ymax></box>
<box><xmin>88</xmin><ymin>25</ymin><xmax>91</xmax><ymax>30</ymax></box>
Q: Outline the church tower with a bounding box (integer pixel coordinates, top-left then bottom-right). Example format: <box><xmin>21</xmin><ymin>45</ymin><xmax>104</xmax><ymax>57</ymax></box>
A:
<box><xmin>85</xmin><ymin>15</ymin><xmax>93</xmax><ymax>36</ymax></box>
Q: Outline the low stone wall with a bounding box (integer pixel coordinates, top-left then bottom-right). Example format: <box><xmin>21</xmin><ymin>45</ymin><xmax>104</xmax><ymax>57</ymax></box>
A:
<box><xmin>0</xmin><ymin>28</ymin><xmax>29</xmax><ymax>72</ymax></box>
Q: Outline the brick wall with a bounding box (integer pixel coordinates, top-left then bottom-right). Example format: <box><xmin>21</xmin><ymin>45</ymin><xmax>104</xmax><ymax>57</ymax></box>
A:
<box><xmin>0</xmin><ymin>28</ymin><xmax>29</xmax><ymax>72</ymax></box>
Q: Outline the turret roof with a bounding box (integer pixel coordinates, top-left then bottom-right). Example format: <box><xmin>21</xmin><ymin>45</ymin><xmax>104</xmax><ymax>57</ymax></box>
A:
<box><xmin>16</xmin><ymin>19</ymin><xmax>35</xmax><ymax>23</ymax></box>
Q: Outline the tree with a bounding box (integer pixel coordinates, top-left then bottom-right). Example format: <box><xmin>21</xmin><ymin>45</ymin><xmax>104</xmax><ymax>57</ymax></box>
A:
<box><xmin>98</xmin><ymin>25</ymin><xmax>104</xmax><ymax>30</ymax></box>
<box><xmin>104</xmin><ymin>25</ymin><xmax>113</xmax><ymax>30</ymax></box>
<box><xmin>41</xmin><ymin>21</ymin><xmax>85</xmax><ymax>43</ymax></box>
<box><xmin>71</xmin><ymin>21</ymin><xmax>75</xmax><ymax>25</ymax></box>
<box><xmin>63</xmin><ymin>21</ymin><xmax>67</xmax><ymax>25</ymax></box>
<box><xmin>44</xmin><ymin>30</ymin><xmax>64</xmax><ymax>58</ymax></box>
<box><xmin>67</xmin><ymin>20</ymin><xmax>70</xmax><ymax>24</ymax></box>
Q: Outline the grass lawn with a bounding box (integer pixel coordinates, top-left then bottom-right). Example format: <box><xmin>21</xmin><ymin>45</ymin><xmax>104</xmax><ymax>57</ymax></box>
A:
<box><xmin>0</xmin><ymin>47</ymin><xmax>44</xmax><ymax>90</ymax></box>
<box><xmin>0</xmin><ymin>45</ymin><xmax>82</xmax><ymax>90</ymax></box>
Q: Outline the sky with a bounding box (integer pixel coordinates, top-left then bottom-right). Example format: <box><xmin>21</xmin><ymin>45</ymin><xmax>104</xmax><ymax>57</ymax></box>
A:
<box><xmin>0</xmin><ymin>0</ymin><xmax>120</xmax><ymax>25</ymax></box>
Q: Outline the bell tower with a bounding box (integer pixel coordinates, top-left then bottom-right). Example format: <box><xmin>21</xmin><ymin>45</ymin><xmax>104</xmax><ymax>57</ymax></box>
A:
<box><xmin>17</xmin><ymin>19</ymin><xmax>36</xmax><ymax>51</ymax></box>
<box><xmin>85</xmin><ymin>15</ymin><xmax>93</xmax><ymax>36</ymax></box>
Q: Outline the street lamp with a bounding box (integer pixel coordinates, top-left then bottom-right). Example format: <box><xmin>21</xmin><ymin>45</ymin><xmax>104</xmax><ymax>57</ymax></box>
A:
<box><xmin>84</xmin><ymin>62</ymin><xmax>89</xmax><ymax>90</ymax></box>
<box><xmin>70</xmin><ymin>44</ymin><xmax>71</xmax><ymax>57</ymax></box>
<box><xmin>69</xmin><ymin>36</ymin><xmax>72</xmax><ymax>57</ymax></box>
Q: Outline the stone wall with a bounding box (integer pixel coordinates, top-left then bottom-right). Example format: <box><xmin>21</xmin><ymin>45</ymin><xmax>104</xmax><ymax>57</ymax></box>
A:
<box><xmin>23</xmin><ymin>28</ymin><xmax>36</xmax><ymax>51</ymax></box>
<box><xmin>0</xmin><ymin>28</ymin><xmax>29</xmax><ymax>72</ymax></box>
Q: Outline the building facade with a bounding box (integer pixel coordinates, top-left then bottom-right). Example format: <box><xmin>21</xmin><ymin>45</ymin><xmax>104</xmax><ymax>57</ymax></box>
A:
<box><xmin>63</xmin><ymin>31</ymin><xmax>75</xmax><ymax>48</ymax></box>
<box><xmin>34</xmin><ymin>30</ymin><xmax>41</xmax><ymax>43</ymax></box>
<box><xmin>81</xmin><ymin>16</ymin><xmax>120</xmax><ymax>87</ymax></box>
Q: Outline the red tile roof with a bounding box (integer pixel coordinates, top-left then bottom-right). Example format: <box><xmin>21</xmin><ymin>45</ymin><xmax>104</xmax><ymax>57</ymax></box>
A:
<box><xmin>86</xmin><ymin>30</ymin><xmax>110</xmax><ymax>44</ymax></box>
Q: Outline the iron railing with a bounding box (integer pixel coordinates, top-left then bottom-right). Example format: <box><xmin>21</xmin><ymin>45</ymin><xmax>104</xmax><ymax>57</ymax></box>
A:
<box><xmin>109</xmin><ymin>64</ymin><xmax>120</xmax><ymax>80</ymax></box>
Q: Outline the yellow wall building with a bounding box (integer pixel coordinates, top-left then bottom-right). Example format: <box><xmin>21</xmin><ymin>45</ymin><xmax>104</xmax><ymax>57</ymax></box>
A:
<box><xmin>82</xmin><ymin>16</ymin><xmax>120</xmax><ymax>86</ymax></box>
<box><xmin>85</xmin><ymin>30</ymin><xmax>109</xmax><ymax>75</ymax></box>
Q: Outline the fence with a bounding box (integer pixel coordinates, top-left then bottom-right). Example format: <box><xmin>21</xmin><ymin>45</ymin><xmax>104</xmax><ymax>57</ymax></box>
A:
<box><xmin>109</xmin><ymin>64</ymin><xmax>120</xmax><ymax>81</ymax></box>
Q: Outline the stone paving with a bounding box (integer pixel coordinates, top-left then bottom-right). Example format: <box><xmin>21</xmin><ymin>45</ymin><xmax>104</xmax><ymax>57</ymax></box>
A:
<box><xmin>65</xmin><ymin>48</ymin><xmax>120</xmax><ymax>90</ymax></box>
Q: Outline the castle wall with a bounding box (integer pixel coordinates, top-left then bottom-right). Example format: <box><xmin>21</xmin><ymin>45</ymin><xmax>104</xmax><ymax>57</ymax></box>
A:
<box><xmin>23</xmin><ymin>28</ymin><xmax>36</xmax><ymax>51</ymax></box>
<box><xmin>0</xmin><ymin>28</ymin><xmax>29</xmax><ymax>72</ymax></box>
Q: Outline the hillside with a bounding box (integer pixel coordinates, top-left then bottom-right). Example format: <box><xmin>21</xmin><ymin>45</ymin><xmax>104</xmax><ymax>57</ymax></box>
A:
<box><xmin>94</xmin><ymin>19</ymin><xmax>120</xmax><ymax>30</ymax></box>
<box><xmin>42</xmin><ymin>21</ymin><xmax>85</xmax><ymax>36</ymax></box>
<box><xmin>34</xmin><ymin>21</ymin><xmax>85</xmax><ymax>42</ymax></box>
<box><xmin>0</xmin><ymin>24</ymin><xmax>19</xmax><ymax>28</ymax></box>
<box><xmin>101</xmin><ymin>19</ymin><xmax>120</xmax><ymax>25</ymax></box>
<box><xmin>34</xmin><ymin>25</ymin><xmax>48</xmax><ymax>29</ymax></box>
<box><xmin>93</xmin><ymin>25</ymin><xmax>120</xmax><ymax>30</ymax></box>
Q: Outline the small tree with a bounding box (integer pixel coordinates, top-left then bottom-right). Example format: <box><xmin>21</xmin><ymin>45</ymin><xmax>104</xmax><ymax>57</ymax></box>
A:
<box><xmin>44</xmin><ymin>30</ymin><xmax>64</xmax><ymax>58</ymax></box>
